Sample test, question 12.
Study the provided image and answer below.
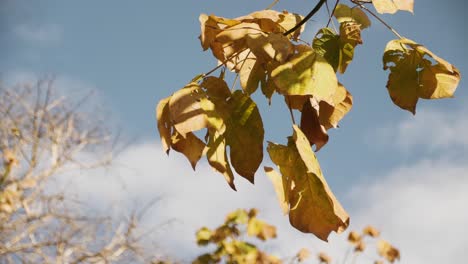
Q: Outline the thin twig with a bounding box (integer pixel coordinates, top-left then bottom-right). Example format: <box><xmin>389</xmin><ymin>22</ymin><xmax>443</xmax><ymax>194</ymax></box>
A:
<box><xmin>352</xmin><ymin>0</ymin><xmax>404</xmax><ymax>39</ymax></box>
<box><xmin>326</xmin><ymin>0</ymin><xmax>340</xmax><ymax>30</ymax></box>
<box><xmin>283</xmin><ymin>0</ymin><xmax>327</xmax><ymax>36</ymax></box>
<box><xmin>266</xmin><ymin>0</ymin><xmax>280</xmax><ymax>10</ymax></box>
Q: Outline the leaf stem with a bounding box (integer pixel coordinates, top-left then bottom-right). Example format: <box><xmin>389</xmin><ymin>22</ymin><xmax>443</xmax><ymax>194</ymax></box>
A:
<box><xmin>285</xmin><ymin>97</ymin><xmax>296</xmax><ymax>125</ymax></box>
<box><xmin>351</xmin><ymin>0</ymin><xmax>404</xmax><ymax>39</ymax></box>
<box><xmin>265</xmin><ymin>0</ymin><xmax>280</xmax><ymax>10</ymax></box>
<box><xmin>326</xmin><ymin>0</ymin><xmax>340</xmax><ymax>29</ymax></box>
<box><xmin>283</xmin><ymin>0</ymin><xmax>327</xmax><ymax>36</ymax></box>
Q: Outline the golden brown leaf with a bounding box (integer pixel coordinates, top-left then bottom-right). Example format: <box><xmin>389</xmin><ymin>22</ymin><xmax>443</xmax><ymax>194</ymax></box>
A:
<box><xmin>170</xmin><ymin>132</ymin><xmax>205</xmax><ymax>170</ymax></box>
<box><xmin>377</xmin><ymin>240</ymin><xmax>400</xmax><ymax>263</ymax></box>
<box><xmin>354</xmin><ymin>241</ymin><xmax>366</xmax><ymax>252</ymax></box>
<box><xmin>334</xmin><ymin>4</ymin><xmax>371</xmax><ymax>29</ymax></box>
<box><xmin>296</xmin><ymin>248</ymin><xmax>311</xmax><ymax>262</ymax></box>
<box><xmin>200</xmin><ymin>76</ymin><xmax>231</xmax><ymax>100</ymax></box>
<box><xmin>318</xmin><ymin>252</ymin><xmax>331</xmax><ymax>264</ymax></box>
<box><xmin>347</xmin><ymin>231</ymin><xmax>362</xmax><ymax>244</ymax></box>
<box><xmin>206</xmin><ymin>129</ymin><xmax>236</xmax><ymax>190</ymax></box>
<box><xmin>239</xmin><ymin>54</ymin><xmax>265</xmax><ymax>94</ymax></box>
<box><xmin>156</xmin><ymin>97</ymin><xmax>172</xmax><ymax>153</ymax></box>
<box><xmin>264</xmin><ymin>167</ymin><xmax>289</xmax><ymax>215</ymax></box>
<box><xmin>318</xmin><ymin>83</ymin><xmax>353</xmax><ymax>130</ymax></box>
<box><xmin>383</xmin><ymin>38</ymin><xmax>460</xmax><ymax>114</ymax></box>
<box><xmin>300</xmin><ymin>98</ymin><xmax>329</xmax><ymax>152</ymax></box>
<box><xmin>266</xmin><ymin>125</ymin><xmax>349</xmax><ymax>241</ymax></box>
<box><xmin>363</xmin><ymin>225</ymin><xmax>380</xmax><ymax>237</ymax></box>
<box><xmin>168</xmin><ymin>83</ymin><xmax>209</xmax><ymax>136</ymax></box>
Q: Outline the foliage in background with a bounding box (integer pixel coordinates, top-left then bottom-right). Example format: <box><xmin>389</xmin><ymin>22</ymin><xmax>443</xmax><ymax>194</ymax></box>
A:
<box><xmin>193</xmin><ymin>208</ymin><xmax>400</xmax><ymax>264</ymax></box>
<box><xmin>156</xmin><ymin>0</ymin><xmax>460</xmax><ymax>241</ymax></box>
<box><xmin>0</xmin><ymin>80</ymin><xmax>158</xmax><ymax>263</ymax></box>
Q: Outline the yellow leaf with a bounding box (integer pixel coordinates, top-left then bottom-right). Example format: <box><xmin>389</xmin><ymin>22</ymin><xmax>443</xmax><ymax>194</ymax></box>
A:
<box><xmin>377</xmin><ymin>240</ymin><xmax>400</xmax><ymax>263</ymax></box>
<box><xmin>373</xmin><ymin>0</ymin><xmax>414</xmax><ymax>14</ymax></box>
<box><xmin>206</xmin><ymin>129</ymin><xmax>236</xmax><ymax>190</ymax></box>
<box><xmin>170</xmin><ymin>132</ymin><xmax>205</xmax><ymax>170</ymax></box>
<box><xmin>354</xmin><ymin>241</ymin><xmax>366</xmax><ymax>252</ymax></box>
<box><xmin>296</xmin><ymin>248</ymin><xmax>311</xmax><ymax>262</ymax></box>
<box><xmin>363</xmin><ymin>225</ymin><xmax>380</xmax><ymax>237</ymax></box>
<box><xmin>168</xmin><ymin>83</ymin><xmax>209</xmax><ymax>136</ymax></box>
<box><xmin>247</xmin><ymin>217</ymin><xmax>277</xmax><ymax>241</ymax></box>
<box><xmin>318</xmin><ymin>252</ymin><xmax>332</xmax><ymax>264</ymax></box>
<box><xmin>333</xmin><ymin>4</ymin><xmax>371</xmax><ymax>29</ymax></box>
<box><xmin>156</xmin><ymin>97</ymin><xmax>172</xmax><ymax>153</ymax></box>
<box><xmin>383</xmin><ymin>38</ymin><xmax>460</xmax><ymax>114</ymax></box>
<box><xmin>266</xmin><ymin>126</ymin><xmax>349</xmax><ymax>241</ymax></box>
<box><xmin>246</xmin><ymin>33</ymin><xmax>293</xmax><ymax>63</ymax></box>
<box><xmin>272</xmin><ymin>46</ymin><xmax>338</xmax><ymax>104</ymax></box>
<box><xmin>239</xmin><ymin>54</ymin><xmax>265</xmax><ymax>94</ymax></box>
<box><xmin>319</xmin><ymin>83</ymin><xmax>353</xmax><ymax>130</ymax></box>
<box><xmin>348</xmin><ymin>231</ymin><xmax>362</xmax><ymax>244</ymax></box>
<box><xmin>264</xmin><ymin>167</ymin><xmax>289</xmax><ymax>215</ymax></box>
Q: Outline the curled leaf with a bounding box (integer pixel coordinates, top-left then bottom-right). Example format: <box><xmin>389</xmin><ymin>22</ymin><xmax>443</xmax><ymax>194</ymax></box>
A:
<box><xmin>383</xmin><ymin>38</ymin><xmax>460</xmax><ymax>114</ymax></box>
<box><xmin>334</xmin><ymin>4</ymin><xmax>371</xmax><ymax>29</ymax></box>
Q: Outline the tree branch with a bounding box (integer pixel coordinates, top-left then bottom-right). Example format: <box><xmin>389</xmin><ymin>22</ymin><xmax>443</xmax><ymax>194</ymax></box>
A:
<box><xmin>283</xmin><ymin>0</ymin><xmax>327</xmax><ymax>36</ymax></box>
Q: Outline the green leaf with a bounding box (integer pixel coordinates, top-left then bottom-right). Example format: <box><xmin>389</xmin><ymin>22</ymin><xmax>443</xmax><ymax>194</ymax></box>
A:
<box><xmin>383</xmin><ymin>38</ymin><xmax>460</xmax><ymax>114</ymax></box>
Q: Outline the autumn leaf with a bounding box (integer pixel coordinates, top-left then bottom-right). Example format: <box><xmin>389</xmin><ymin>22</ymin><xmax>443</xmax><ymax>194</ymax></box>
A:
<box><xmin>266</xmin><ymin>125</ymin><xmax>349</xmax><ymax>241</ymax></box>
<box><xmin>247</xmin><ymin>217</ymin><xmax>277</xmax><ymax>241</ymax></box>
<box><xmin>383</xmin><ymin>38</ymin><xmax>460</xmax><ymax>114</ymax></box>
<box><xmin>363</xmin><ymin>225</ymin><xmax>380</xmax><ymax>237</ymax></box>
<box><xmin>347</xmin><ymin>231</ymin><xmax>362</xmax><ymax>244</ymax></box>
<box><xmin>170</xmin><ymin>132</ymin><xmax>205</xmax><ymax>170</ymax></box>
<box><xmin>264</xmin><ymin>167</ymin><xmax>289</xmax><ymax>214</ymax></box>
<box><xmin>318</xmin><ymin>83</ymin><xmax>353</xmax><ymax>130</ymax></box>
<box><xmin>196</xmin><ymin>227</ymin><xmax>213</xmax><ymax>246</ymax></box>
<box><xmin>156</xmin><ymin>96</ymin><xmax>172</xmax><ymax>153</ymax></box>
<box><xmin>377</xmin><ymin>240</ymin><xmax>400</xmax><ymax>263</ymax></box>
<box><xmin>296</xmin><ymin>248</ymin><xmax>310</xmax><ymax>262</ymax></box>
<box><xmin>318</xmin><ymin>252</ymin><xmax>331</xmax><ymax>264</ymax></box>
<box><xmin>373</xmin><ymin>0</ymin><xmax>414</xmax><ymax>14</ymax></box>
<box><xmin>333</xmin><ymin>4</ymin><xmax>371</xmax><ymax>29</ymax></box>
<box><xmin>300</xmin><ymin>98</ymin><xmax>329</xmax><ymax>151</ymax></box>
<box><xmin>272</xmin><ymin>45</ymin><xmax>338</xmax><ymax>104</ymax></box>
<box><xmin>238</xmin><ymin>53</ymin><xmax>265</xmax><ymax>94</ymax></box>
<box><xmin>206</xmin><ymin>129</ymin><xmax>236</xmax><ymax>190</ymax></box>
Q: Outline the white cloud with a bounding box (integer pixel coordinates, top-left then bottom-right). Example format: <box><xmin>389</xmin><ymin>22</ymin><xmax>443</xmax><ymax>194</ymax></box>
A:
<box><xmin>375</xmin><ymin>103</ymin><xmax>468</xmax><ymax>153</ymax></box>
<box><xmin>14</xmin><ymin>23</ymin><xmax>62</xmax><ymax>45</ymax></box>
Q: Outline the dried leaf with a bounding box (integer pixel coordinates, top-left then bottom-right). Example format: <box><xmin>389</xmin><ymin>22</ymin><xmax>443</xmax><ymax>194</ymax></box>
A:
<box><xmin>156</xmin><ymin>97</ymin><xmax>172</xmax><ymax>153</ymax></box>
<box><xmin>170</xmin><ymin>132</ymin><xmax>205</xmax><ymax>170</ymax></box>
<box><xmin>168</xmin><ymin>83</ymin><xmax>209</xmax><ymax>136</ymax></box>
<box><xmin>239</xmin><ymin>54</ymin><xmax>265</xmax><ymax>94</ymax></box>
<box><xmin>377</xmin><ymin>240</ymin><xmax>400</xmax><ymax>263</ymax></box>
<box><xmin>300</xmin><ymin>98</ymin><xmax>329</xmax><ymax>151</ymax></box>
<box><xmin>201</xmin><ymin>76</ymin><xmax>231</xmax><ymax>100</ymax></box>
<box><xmin>363</xmin><ymin>225</ymin><xmax>380</xmax><ymax>237</ymax></box>
<box><xmin>264</xmin><ymin>167</ymin><xmax>289</xmax><ymax>214</ymax></box>
<box><xmin>348</xmin><ymin>231</ymin><xmax>362</xmax><ymax>244</ymax></box>
<box><xmin>206</xmin><ymin>129</ymin><xmax>236</xmax><ymax>190</ymax></box>
<box><xmin>296</xmin><ymin>248</ymin><xmax>311</xmax><ymax>262</ymax></box>
<box><xmin>266</xmin><ymin>125</ymin><xmax>349</xmax><ymax>241</ymax></box>
<box><xmin>354</xmin><ymin>241</ymin><xmax>366</xmax><ymax>252</ymax></box>
<box><xmin>318</xmin><ymin>252</ymin><xmax>331</xmax><ymax>264</ymax></box>
<box><xmin>383</xmin><ymin>38</ymin><xmax>460</xmax><ymax>114</ymax></box>
<box><xmin>319</xmin><ymin>83</ymin><xmax>353</xmax><ymax>129</ymax></box>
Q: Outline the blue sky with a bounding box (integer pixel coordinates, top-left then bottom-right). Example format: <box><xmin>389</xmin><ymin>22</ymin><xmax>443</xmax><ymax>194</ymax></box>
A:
<box><xmin>1</xmin><ymin>0</ymin><xmax>468</xmax><ymax>263</ymax></box>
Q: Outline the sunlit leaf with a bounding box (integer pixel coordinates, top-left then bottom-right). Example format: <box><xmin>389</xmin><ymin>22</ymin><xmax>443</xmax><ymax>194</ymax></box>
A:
<box><xmin>296</xmin><ymin>248</ymin><xmax>311</xmax><ymax>262</ymax></box>
<box><xmin>264</xmin><ymin>167</ymin><xmax>289</xmax><ymax>214</ymax></box>
<box><xmin>383</xmin><ymin>38</ymin><xmax>460</xmax><ymax>114</ymax></box>
<box><xmin>168</xmin><ymin>83</ymin><xmax>209</xmax><ymax>136</ymax></box>
<box><xmin>196</xmin><ymin>227</ymin><xmax>213</xmax><ymax>246</ymax></box>
<box><xmin>373</xmin><ymin>0</ymin><xmax>414</xmax><ymax>14</ymax></box>
<box><xmin>247</xmin><ymin>217</ymin><xmax>277</xmax><ymax>241</ymax></box>
<box><xmin>318</xmin><ymin>252</ymin><xmax>331</xmax><ymax>264</ymax></box>
<box><xmin>266</xmin><ymin>125</ymin><xmax>349</xmax><ymax>241</ymax></box>
<box><xmin>318</xmin><ymin>83</ymin><xmax>353</xmax><ymax>129</ymax></box>
<box><xmin>363</xmin><ymin>225</ymin><xmax>380</xmax><ymax>237</ymax></box>
<box><xmin>334</xmin><ymin>4</ymin><xmax>371</xmax><ymax>29</ymax></box>
<box><xmin>377</xmin><ymin>240</ymin><xmax>401</xmax><ymax>263</ymax></box>
<box><xmin>156</xmin><ymin>96</ymin><xmax>172</xmax><ymax>153</ymax></box>
<box><xmin>347</xmin><ymin>231</ymin><xmax>362</xmax><ymax>244</ymax></box>
<box><xmin>170</xmin><ymin>131</ymin><xmax>205</xmax><ymax>170</ymax></box>
<box><xmin>206</xmin><ymin>129</ymin><xmax>236</xmax><ymax>190</ymax></box>
<box><xmin>271</xmin><ymin>46</ymin><xmax>338</xmax><ymax>104</ymax></box>
<box><xmin>239</xmin><ymin>54</ymin><xmax>265</xmax><ymax>94</ymax></box>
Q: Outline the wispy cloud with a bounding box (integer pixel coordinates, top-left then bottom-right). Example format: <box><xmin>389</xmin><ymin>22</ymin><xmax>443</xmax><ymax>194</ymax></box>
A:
<box><xmin>14</xmin><ymin>23</ymin><xmax>62</xmax><ymax>45</ymax></box>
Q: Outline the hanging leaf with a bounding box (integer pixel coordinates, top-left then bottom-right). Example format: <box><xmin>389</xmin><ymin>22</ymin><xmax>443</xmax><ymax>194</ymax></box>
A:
<box><xmin>264</xmin><ymin>167</ymin><xmax>289</xmax><ymax>214</ymax></box>
<box><xmin>168</xmin><ymin>83</ymin><xmax>210</xmax><ymax>136</ymax></box>
<box><xmin>156</xmin><ymin>96</ymin><xmax>172</xmax><ymax>153</ymax></box>
<box><xmin>373</xmin><ymin>0</ymin><xmax>414</xmax><ymax>14</ymax></box>
<box><xmin>318</xmin><ymin>83</ymin><xmax>353</xmax><ymax>129</ymax></box>
<box><xmin>224</xmin><ymin>91</ymin><xmax>264</xmax><ymax>183</ymax></box>
<box><xmin>383</xmin><ymin>38</ymin><xmax>460</xmax><ymax>114</ymax></box>
<box><xmin>239</xmin><ymin>53</ymin><xmax>265</xmax><ymax>94</ymax></box>
<box><xmin>333</xmin><ymin>4</ymin><xmax>371</xmax><ymax>29</ymax></box>
<box><xmin>206</xmin><ymin>129</ymin><xmax>236</xmax><ymax>190</ymax></box>
<box><xmin>271</xmin><ymin>45</ymin><xmax>338</xmax><ymax>104</ymax></box>
<box><xmin>377</xmin><ymin>240</ymin><xmax>401</xmax><ymax>263</ymax></box>
<box><xmin>266</xmin><ymin>125</ymin><xmax>349</xmax><ymax>241</ymax></box>
<box><xmin>300</xmin><ymin>98</ymin><xmax>329</xmax><ymax>151</ymax></box>
<box><xmin>170</xmin><ymin>131</ymin><xmax>205</xmax><ymax>170</ymax></box>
